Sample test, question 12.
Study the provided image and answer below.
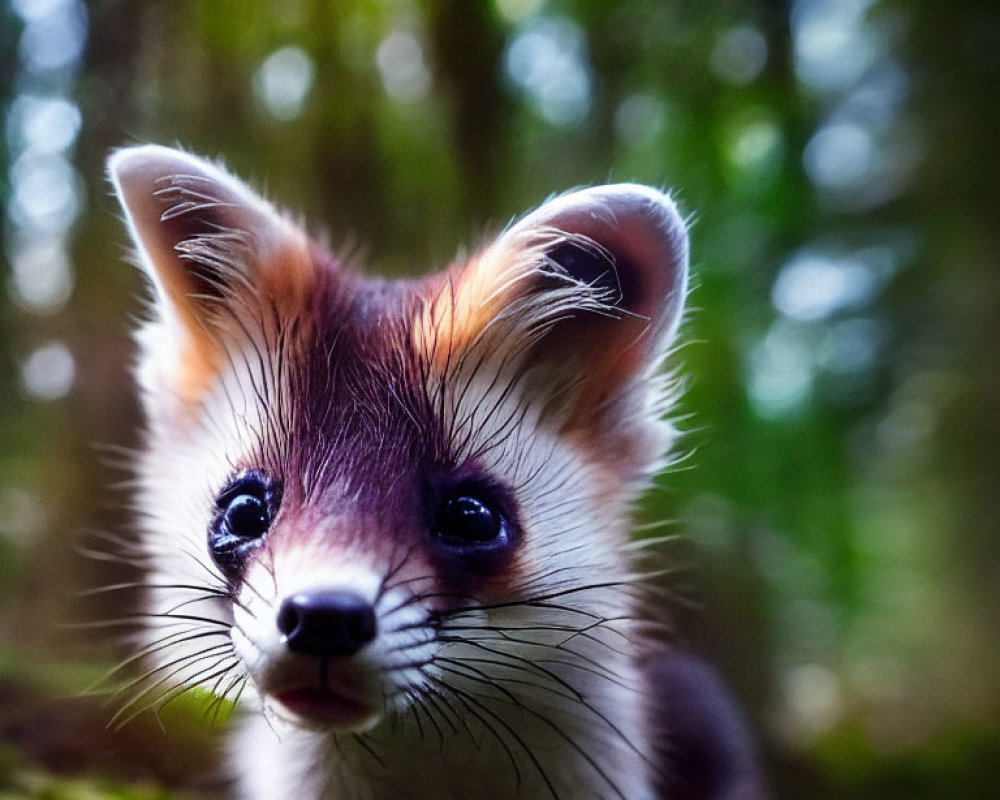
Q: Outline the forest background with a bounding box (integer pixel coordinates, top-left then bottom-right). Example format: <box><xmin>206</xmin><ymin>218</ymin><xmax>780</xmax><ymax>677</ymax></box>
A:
<box><xmin>1</xmin><ymin>0</ymin><xmax>998</xmax><ymax>797</ymax></box>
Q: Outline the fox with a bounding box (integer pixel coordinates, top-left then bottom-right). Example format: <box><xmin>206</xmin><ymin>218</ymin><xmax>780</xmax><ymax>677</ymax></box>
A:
<box><xmin>106</xmin><ymin>145</ymin><xmax>764</xmax><ymax>800</ymax></box>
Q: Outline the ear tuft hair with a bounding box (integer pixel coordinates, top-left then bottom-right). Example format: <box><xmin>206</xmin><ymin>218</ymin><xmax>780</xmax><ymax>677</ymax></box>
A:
<box><xmin>108</xmin><ymin>145</ymin><xmax>314</xmax><ymax>324</ymax></box>
<box><xmin>416</xmin><ymin>183</ymin><xmax>689</xmax><ymax>472</ymax></box>
<box><xmin>108</xmin><ymin>145</ymin><xmax>317</xmax><ymax>408</ymax></box>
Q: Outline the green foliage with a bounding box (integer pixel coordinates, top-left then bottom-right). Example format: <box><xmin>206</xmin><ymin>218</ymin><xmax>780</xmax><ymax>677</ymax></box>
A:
<box><xmin>1</xmin><ymin>0</ymin><xmax>997</xmax><ymax>796</ymax></box>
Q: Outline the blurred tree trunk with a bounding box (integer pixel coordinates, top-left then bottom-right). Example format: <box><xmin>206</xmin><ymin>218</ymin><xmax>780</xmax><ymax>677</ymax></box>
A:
<box><xmin>425</xmin><ymin>0</ymin><xmax>510</xmax><ymax>221</ymax></box>
<box><xmin>903</xmin><ymin>0</ymin><xmax>1000</xmax><ymax>713</ymax></box>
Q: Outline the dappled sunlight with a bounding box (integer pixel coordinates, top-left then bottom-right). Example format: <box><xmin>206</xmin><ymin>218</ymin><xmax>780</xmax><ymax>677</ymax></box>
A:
<box><xmin>376</xmin><ymin>29</ymin><xmax>432</xmax><ymax>103</ymax></box>
<box><xmin>503</xmin><ymin>16</ymin><xmax>592</xmax><ymax>127</ymax></box>
<box><xmin>19</xmin><ymin>340</ymin><xmax>75</xmax><ymax>401</ymax></box>
<box><xmin>253</xmin><ymin>46</ymin><xmax>315</xmax><ymax>121</ymax></box>
<box><xmin>0</xmin><ymin>0</ymin><xmax>996</xmax><ymax>797</ymax></box>
<box><xmin>5</xmin><ymin>0</ymin><xmax>85</xmax><ymax>407</ymax></box>
<box><xmin>792</xmin><ymin>0</ymin><xmax>881</xmax><ymax>93</ymax></box>
<box><xmin>710</xmin><ymin>25</ymin><xmax>769</xmax><ymax>86</ymax></box>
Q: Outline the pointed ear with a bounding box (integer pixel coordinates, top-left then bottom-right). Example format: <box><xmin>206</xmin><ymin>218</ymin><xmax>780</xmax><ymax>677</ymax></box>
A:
<box><xmin>506</xmin><ymin>184</ymin><xmax>688</xmax><ymax>336</ymax></box>
<box><xmin>109</xmin><ymin>145</ymin><xmax>314</xmax><ymax>326</ymax></box>
<box><xmin>502</xmin><ymin>184</ymin><xmax>687</xmax><ymax>392</ymax></box>
<box><xmin>428</xmin><ymin>184</ymin><xmax>688</xmax><ymax>437</ymax></box>
<box><xmin>108</xmin><ymin>145</ymin><xmax>315</xmax><ymax>404</ymax></box>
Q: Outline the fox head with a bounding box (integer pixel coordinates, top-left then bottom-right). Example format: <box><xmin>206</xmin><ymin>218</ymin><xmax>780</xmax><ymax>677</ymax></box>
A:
<box><xmin>108</xmin><ymin>145</ymin><xmax>687</xmax><ymax>752</ymax></box>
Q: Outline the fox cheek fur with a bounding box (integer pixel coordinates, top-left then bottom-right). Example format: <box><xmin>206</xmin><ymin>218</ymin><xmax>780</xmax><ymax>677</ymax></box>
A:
<box><xmin>108</xmin><ymin>145</ymin><xmax>761</xmax><ymax>800</ymax></box>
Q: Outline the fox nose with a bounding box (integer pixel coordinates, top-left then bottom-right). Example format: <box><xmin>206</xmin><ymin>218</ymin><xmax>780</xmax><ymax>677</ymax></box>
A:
<box><xmin>276</xmin><ymin>590</ymin><xmax>378</xmax><ymax>657</ymax></box>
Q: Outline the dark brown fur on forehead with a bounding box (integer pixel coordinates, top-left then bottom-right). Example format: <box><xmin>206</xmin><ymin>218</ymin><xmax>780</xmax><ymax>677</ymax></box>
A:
<box><xmin>243</xmin><ymin>244</ymin><xmax>635</xmax><ymax>503</ymax></box>
<box><xmin>227</xmin><ymin>262</ymin><xmax>531</xmax><ymax>600</ymax></box>
<box><xmin>226</xmin><ymin>258</ymin><xmax>449</xmax><ymax>508</ymax></box>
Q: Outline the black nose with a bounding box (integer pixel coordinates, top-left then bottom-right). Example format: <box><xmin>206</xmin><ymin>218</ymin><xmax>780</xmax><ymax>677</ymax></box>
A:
<box><xmin>276</xmin><ymin>590</ymin><xmax>378</xmax><ymax>657</ymax></box>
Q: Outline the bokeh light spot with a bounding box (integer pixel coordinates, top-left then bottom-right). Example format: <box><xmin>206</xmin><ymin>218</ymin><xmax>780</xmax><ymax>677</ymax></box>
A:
<box><xmin>20</xmin><ymin>341</ymin><xmax>76</xmax><ymax>401</ymax></box>
<box><xmin>253</xmin><ymin>46</ymin><xmax>315</xmax><ymax>121</ymax></box>
<box><xmin>711</xmin><ymin>25</ymin><xmax>768</xmax><ymax>85</ymax></box>
<box><xmin>376</xmin><ymin>30</ymin><xmax>432</xmax><ymax>103</ymax></box>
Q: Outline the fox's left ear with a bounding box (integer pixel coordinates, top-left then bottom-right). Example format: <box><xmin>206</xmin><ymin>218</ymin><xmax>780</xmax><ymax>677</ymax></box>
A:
<box><xmin>503</xmin><ymin>183</ymin><xmax>688</xmax><ymax>388</ymax></box>
<box><xmin>431</xmin><ymin>185</ymin><xmax>688</xmax><ymax>450</ymax></box>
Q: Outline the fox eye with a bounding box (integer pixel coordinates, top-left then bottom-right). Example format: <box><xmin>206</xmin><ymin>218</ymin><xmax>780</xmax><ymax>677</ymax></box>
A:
<box><xmin>209</xmin><ymin>473</ymin><xmax>277</xmax><ymax>578</ymax></box>
<box><xmin>436</xmin><ymin>494</ymin><xmax>502</xmax><ymax>544</ymax></box>
<box><xmin>428</xmin><ymin>477</ymin><xmax>519</xmax><ymax>577</ymax></box>
<box><xmin>221</xmin><ymin>490</ymin><xmax>270</xmax><ymax>539</ymax></box>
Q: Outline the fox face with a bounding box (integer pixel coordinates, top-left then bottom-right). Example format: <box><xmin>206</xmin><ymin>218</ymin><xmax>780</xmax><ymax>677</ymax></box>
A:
<box><xmin>108</xmin><ymin>145</ymin><xmax>690</xmax><ymax>798</ymax></box>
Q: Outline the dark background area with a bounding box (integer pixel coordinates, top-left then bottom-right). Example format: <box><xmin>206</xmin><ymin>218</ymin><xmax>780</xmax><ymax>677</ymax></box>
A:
<box><xmin>1</xmin><ymin>0</ymin><xmax>998</xmax><ymax>797</ymax></box>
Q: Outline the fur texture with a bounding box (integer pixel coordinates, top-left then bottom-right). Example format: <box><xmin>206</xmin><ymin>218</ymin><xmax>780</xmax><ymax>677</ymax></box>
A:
<box><xmin>107</xmin><ymin>145</ymin><xmax>760</xmax><ymax>800</ymax></box>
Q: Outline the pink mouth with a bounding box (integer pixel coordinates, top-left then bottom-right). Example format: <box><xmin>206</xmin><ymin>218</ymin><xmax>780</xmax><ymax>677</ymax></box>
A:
<box><xmin>272</xmin><ymin>686</ymin><xmax>376</xmax><ymax>728</ymax></box>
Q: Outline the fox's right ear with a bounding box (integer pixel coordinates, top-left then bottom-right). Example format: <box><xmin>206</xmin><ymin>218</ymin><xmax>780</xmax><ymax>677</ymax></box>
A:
<box><xmin>109</xmin><ymin>145</ymin><xmax>315</xmax><ymax>405</ymax></box>
<box><xmin>109</xmin><ymin>145</ymin><xmax>314</xmax><ymax>329</ymax></box>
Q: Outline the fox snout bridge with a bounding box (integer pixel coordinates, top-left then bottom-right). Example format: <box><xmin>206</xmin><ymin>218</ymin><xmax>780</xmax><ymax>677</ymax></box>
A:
<box><xmin>277</xmin><ymin>591</ymin><xmax>378</xmax><ymax>657</ymax></box>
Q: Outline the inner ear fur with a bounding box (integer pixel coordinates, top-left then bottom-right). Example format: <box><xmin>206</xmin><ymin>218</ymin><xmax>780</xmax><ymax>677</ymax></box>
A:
<box><xmin>517</xmin><ymin>185</ymin><xmax>689</xmax><ymax>332</ymax></box>
<box><xmin>108</xmin><ymin>145</ymin><xmax>314</xmax><ymax>334</ymax></box>
<box><xmin>108</xmin><ymin>145</ymin><xmax>318</xmax><ymax>406</ymax></box>
<box><xmin>491</xmin><ymin>184</ymin><xmax>689</xmax><ymax>426</ymax></box>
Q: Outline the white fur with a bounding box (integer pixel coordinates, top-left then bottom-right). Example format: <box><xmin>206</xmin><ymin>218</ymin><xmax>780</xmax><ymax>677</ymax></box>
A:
<box><xmin>133</xmin><ymin>343</ymin><xmax>665</xmax><ymax>799</ymax></box>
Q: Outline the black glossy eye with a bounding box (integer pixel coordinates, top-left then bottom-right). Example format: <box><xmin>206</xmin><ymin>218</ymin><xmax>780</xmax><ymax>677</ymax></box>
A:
<box><xmin>426</xmin><ymin>475</ymin><xmax>520</xmax><ymax>577</ymax></box>
<box><xmin>435</xmin><ymin>493</ymin><xmax>502</xmax><ymax>544</ymax></box>
<box><xmin>221</xmin><ymin>491</ymin><xmax>270</xmax><ymax>539</ymax></box>
<box><xmin>209</xmin><ymin>473</ymin><xmax>277</xmax><ymax>578</ymax></box>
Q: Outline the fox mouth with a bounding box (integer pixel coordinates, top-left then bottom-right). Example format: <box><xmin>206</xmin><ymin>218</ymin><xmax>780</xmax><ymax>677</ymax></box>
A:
<box><xmin>263</xmin><ymin>655</ymin><xmax>382</xmax><ymax>730</ymax></box>
<box><xmin>271</xmin><ymin>684</ymin><xmax>377</xmax><ymax>729</ymax></box>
